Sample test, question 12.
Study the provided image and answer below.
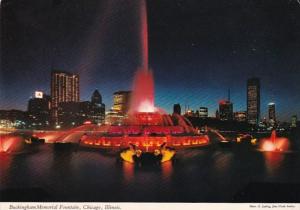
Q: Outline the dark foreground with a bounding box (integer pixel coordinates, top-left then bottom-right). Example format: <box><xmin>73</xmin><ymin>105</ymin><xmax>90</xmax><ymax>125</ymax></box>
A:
<box><xmin>1</xmin><ymin>134</ymin><xmax>300</xmax><ymax>202</ymax></box>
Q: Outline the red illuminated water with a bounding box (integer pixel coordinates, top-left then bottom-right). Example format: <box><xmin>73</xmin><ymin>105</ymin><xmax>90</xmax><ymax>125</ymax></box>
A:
<box><xmin>130</xmin><ymin>69</ymin><xmax>156</xmax><ymax>113</ymax></box>
<box><xmin>0</xmin><ymin>135</ymin><xmax>25</xmax><ymax>154</ymax></box>
<box><xmin>140</xmin><ymin>0</ymin><xmax>148</xmax><ymax>69</ymax></box>
<box><xmin>260</xmin><ymin>130</ymin><xmax>290</xmax><ymax>152</ymax></box>
<box><xmin>129</xmin><ymin>0</ymin><xmax>157</xmax><ymax>114</ymax></box>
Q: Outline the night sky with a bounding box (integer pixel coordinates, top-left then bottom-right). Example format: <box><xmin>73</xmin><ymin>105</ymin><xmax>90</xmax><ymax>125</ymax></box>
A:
<box><xmin>1</xmin><ymin>0</ymin><xmax>300</xmax><ymax>121</ymax></box>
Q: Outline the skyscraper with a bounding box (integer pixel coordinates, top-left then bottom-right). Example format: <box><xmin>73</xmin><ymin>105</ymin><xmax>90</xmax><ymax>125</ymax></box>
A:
<box><xmin>106</xmin><ymin>91</ymin><xmax>131</xmax><ymax>125</ymax></box>
<box><xmin>247</xmin><ymin>78</ymin><xmax>260</xmax><ymax>125</ymax></box>
<box><xmin>199</xmin><ymin>107</ymin><xmax>208</xmax><ymax>118</ymax></box>
<box><xmin>268</xmin><ymin>102</ymin><xmax>276</xmax><ymax>126</ymax></box>
<box><xmin>51</xmin><ymin>71</ymin><xmax>79</xmax><ymax>124</ymax></box>
<box><xmin>90</xmin><ymin>90</ymin><xmax>105</xmax><ymax>124</ymax></box>
<box><xmin>112</xmin><ymin>91</ymin><xmax>131</xmax><ymax>114</ymax></box>
<box><xmin>291</xmin><ymin>115</ymin><xmax>297</xmax><ymax>128</ymax></box>
<box><xmin>234</xmin><ymin>111</ymin><xmax>247</xmax><ymax>122</ymax></box>
<box><xmin>91</xmin><ymin>89</ymin><xmax>102</xmax><ymax>104</ymax></box>
<box><xmin>28</xmin><ymin>91</ymin><xmax>51</xmax><ymax>128</ymax></box>
<box><xmin>173</xmin><ymin>104</ymin><xmax>181</xmax><ymax>115</ymax></box>
<box><xmin>219</xmin><ymin>100</ymin><xmax>233</xmax><ymax>121</ymax></box>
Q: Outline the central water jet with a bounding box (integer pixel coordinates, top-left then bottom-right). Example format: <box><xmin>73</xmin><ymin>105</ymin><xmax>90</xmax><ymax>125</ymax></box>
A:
<box><xmin>129</xmin><ymin>0</ymin><xmax>156</xmax><ymax>114</ymax></box>
<box><xmin>140</xmin><ymin>0</ymin><xmax>149</xmax><ymax>70</ymax></box>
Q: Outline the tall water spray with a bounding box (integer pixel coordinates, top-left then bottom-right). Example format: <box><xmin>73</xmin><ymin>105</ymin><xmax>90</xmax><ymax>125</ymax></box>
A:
<box><xmin>129</xmin><ymin>0</ymin><xmax>156</xmax><ymax>113</ymax></box>
<box><xmin>140</xmin><ymin>0</ymin><xmax>148</xmax><ymax>70</ymax></box>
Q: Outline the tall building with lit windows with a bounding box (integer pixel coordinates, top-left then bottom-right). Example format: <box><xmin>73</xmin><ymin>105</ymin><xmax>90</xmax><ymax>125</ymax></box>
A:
<box><xmin>51</xmin><ymin>70</ymin><xmax>79</xmax><ymax>124</ymax></box>
<box><xmin>247</xmin><ymin>78</ymin><xmax>260</xmax><ymax>125</ymax></box>
<box><xmin>219</xmin><ymin>100</ymin><xmax>233</xmax><ymax>121</ymax></box>
<box><xmin>234</xmin><ymin>111</ymin><xmax>247</xmax><ymax>122</ymax></box>
<box><xmin>27</xmin><ymin>91</ymin><xmax>51</xmax><ymax>128</ymax></box>
<box><xmin>112</xmin><ymin>91</ymin><xmax>131</xmax><ymax>114</ymax></box>
<box><xmin>106</xmin><ymin>91</ymin><xmax>131</xmax><ymax>125</ymax></box>
<box><xmin>199</xmin><ymin>107</ymin><xmax>208</xmax><ymax>118</ymax></box>
<box><xmin>291</xmin><ymin>115</ymin><xmax>297</xmax><ymax>128</ymax></box>
<box><xmin>268</xmin><ymin>102</ymin><xmax>276</xmax><ymax>126</ymax></box>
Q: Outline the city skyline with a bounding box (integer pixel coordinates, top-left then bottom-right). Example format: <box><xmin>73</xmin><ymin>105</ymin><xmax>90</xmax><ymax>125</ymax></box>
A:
<box><xmin>0</xmin><ymin>60</ymin><xmax>297</xmax><ymax>122</ymax></box>
<box><xmin>1</xmin><ymin>1</ymin><xmax>300</xmax><ymax>205</ymax></box>
<box><xmin>1</xmin><ymin>0</ymin><xmax>300</xmax><ymax>121</ymax></box>
<box><xmin>0</xmin><ymin>71</ymin><xmax>293</xmax><ymax>123</ymax></box>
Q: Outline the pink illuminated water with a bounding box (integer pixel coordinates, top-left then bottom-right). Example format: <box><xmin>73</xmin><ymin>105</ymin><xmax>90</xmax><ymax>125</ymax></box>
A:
<box><xmin>260</xmin><ymin>130</ymin><xmax>290</xmax><ymax>152</ymax></box>
<box><xmin>140</xmin><ymin>0</ymin><xmax>148</xmax><ymax>69</ymax></box>
<box><xmin>130</xmin><ymin>69</ymin><xmax>156</xmax><ymax>113</ymax></box>
<box><xmin>129</xmin><ymin>0</ymin><xmax>157</xmax><ymax>114</ymax></box>
<box><xmin>0</xmin><ymin>135</ymin><xmax>25</xmax><ymax>154</ymax></box>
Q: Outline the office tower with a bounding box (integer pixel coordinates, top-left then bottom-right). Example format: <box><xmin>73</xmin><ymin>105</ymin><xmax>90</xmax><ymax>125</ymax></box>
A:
<box><xmin>219</xmin><ymin>100</ymin><xmax>233</xmax><ymax>121</ymax></box>
<box><xmin>51</xmin><ymin>71</ymin><xmax>79</xmax><ymax>124</ymax></box>
<box><xmin>91</xmin><ymin>89</ymin><xmax>102</xmax><ymax>104</ymax></box>
<box><xmin>247</xmin><ymin>78</ymin><xmax>260</xmax><ymax>125</ymax></box>
<box><xmin>90</xmin><ymin>90</ymin><xmax>105</xmax><ymax>124</ymax></box>
<box><xmin>112</xmin><ymin>91</ymin><xmax>131</xmax><ymax>114</ymax></box>
<box><xmin>234</xmin><ymin>111</ymin><xmax>247</xmax><ymax>122</ymax></box>
<box><xmin>268</xmin><ymin>102</ymin><xmax>276</xmax><ymax>126</ymax></box>
<box><xmin>57</xmin><ymin>101</ymin><xmax>80</xmax><ymax>127</ymax></box>
<box><xmin>27</xmin><ymin>91</ymin><xmax>51</xmax><ymax>128</ymax></box>
<box><xmin>105</xmin><ymin>91</ymin><xmax>131</xmax><ymax>125</ymax></box>
<box><xmin>215</xmin><ymin>109</ymin><xmax>220</xmax><ymax>119</ymax></box>
<box><xmin>199</xmin><ymin>107</ymin><xmax>208</xmax><ymax>118</ymax></box>
<box><xmin>173</xmin><ymin>104</ymin><xmax>181</xmax><ymax>115</ymax></box>
<box><xmin>291</xmin><ymin>115</ymin><xmax>297</xmax><ymax>128</ymax></box>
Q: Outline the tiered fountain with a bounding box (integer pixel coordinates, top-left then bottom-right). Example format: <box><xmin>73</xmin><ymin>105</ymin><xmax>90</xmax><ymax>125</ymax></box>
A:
<box><xmin>0</xmin><ymin>0</ymin><xmax>209</xmax><ymax>162</ymax></box>
<box><xmin>79</xmin><ymin>0</ymin><xmax>209</xmax><ymax>163</ymax></box>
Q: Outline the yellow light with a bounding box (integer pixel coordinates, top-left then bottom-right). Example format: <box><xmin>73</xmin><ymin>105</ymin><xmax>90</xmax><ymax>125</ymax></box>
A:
<box><xmin>120</xmin><ymin>149</ymin><xmax>136</xmax><ymax>163</ymax></box>
<box><xmin>251</xmin><ymin>138</ymin><xmax>257</xmax><ymax>145</ymax></box>
<box><xmin>136</xmin><ymin>149</ymin><xmax>142</xmax><ymax>157</ymax></box>
<box><xmin>161</xmin><ymin>148</ymin><xmax>176</xmax><ymax>162</ymax></box>
<box><xmin>154</xmin><ymin>149</ymin><xmax>160</xmax><ymax>156</ymax></box>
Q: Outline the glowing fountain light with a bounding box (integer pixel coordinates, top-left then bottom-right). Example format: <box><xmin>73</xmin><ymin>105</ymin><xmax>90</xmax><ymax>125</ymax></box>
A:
<box><xmin>259</xmin><ymin>130</ymin><xmax>290</xmax><ymax>152</ymax></box>
<box><xmin>261</xmin><ymin>141</ymin><xmax>276</xmax><ymax>152</ymax></box>
<box><xmin>0</xmin><ymin>135</ymin><xmax>25</xmax><ymax>154</ymax></box>
<box><xmin>129</xmin><ymin>64</ymin><xmax>156</xmax><ymax>114</ymax></box>
<box><xmin>138</xmin><ymin>100</ymin><xmax>156</xmax><ymax>113</ymax></box>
